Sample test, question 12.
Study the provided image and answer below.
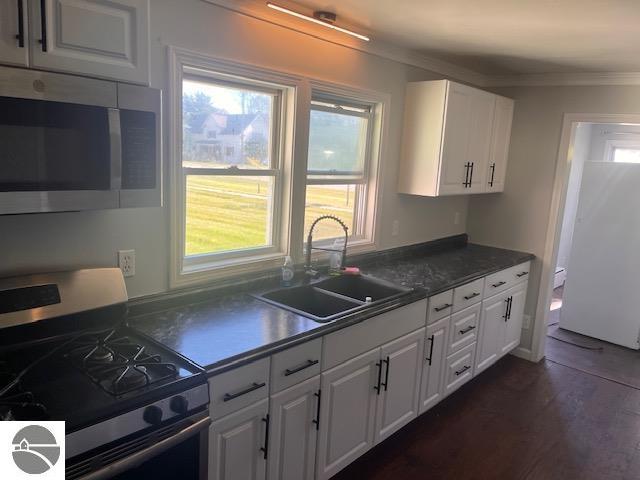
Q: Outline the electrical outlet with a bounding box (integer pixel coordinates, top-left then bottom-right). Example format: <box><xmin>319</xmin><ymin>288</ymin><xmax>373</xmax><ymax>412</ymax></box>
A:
<box><xmin>118</xmin><ymin>250</ymin><xmax>136</xmax><ymax>278</ymax></box>
<box><xmin>391</xmin><ymin>220</ymin><xmax>400</xmax><ymax>236</ymax></box>
<box><xmin>522</xmin><ymin>314</ymin><xmax>531</xmax><ymax>330</ymax></box>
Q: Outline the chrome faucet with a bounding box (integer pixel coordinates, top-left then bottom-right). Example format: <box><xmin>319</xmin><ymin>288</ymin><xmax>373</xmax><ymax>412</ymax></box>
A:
<box><xmin>304</xmin><ymin>215</ymin><xmax>349</xmax><ymax>280</ymax></box>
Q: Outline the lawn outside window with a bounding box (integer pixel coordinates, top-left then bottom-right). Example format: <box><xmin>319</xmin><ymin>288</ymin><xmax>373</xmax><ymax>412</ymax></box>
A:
<box><xmin>304</xmin><ymin>94</ymin><xmax>377</xmax><ymax>247</ymax></box>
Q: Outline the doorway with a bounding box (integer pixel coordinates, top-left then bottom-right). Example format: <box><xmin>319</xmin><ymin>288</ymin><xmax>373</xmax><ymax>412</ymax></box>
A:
<box><xmin>541</xmin><ymin>119</ymin><xmax>640</xmax><ymax>386</ymax></box>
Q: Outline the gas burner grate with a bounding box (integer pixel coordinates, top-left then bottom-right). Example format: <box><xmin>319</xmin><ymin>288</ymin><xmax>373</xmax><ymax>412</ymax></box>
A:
<box><xmin>64</xmin><ymin>330</ymin><xmax>178</xmax><ymax>396</ymax></box>
<box><xmin>0</xmin><ymin>363</ymin><xmax>48</xmax><ymax>421</ymax></box>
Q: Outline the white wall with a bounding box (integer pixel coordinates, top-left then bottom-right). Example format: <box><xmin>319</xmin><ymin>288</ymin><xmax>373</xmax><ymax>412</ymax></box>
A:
<box><xmin>555</xmin><ymin>122</ymin><xmax>592</xmax><ymax>273</ymax></box>
<box><xmin>467</xmin><ymin>85</ymin><xmax>640</xmax><ymax>351</ymax></box>
<box><xmin>0</xmin><ymin>0</ymin><xmax>468</xmax><ymax>298</ymax></box>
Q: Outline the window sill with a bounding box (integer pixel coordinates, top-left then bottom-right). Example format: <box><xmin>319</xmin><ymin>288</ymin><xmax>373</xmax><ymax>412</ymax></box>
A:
<box><xmin>172</xmin><ymin>252</ymin><xmax>286</xmax><ymax>289</ymax></box>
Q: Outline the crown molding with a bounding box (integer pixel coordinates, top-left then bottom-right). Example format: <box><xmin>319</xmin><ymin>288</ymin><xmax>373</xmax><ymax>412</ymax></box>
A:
<box><xmin>485</xmin><ymin>71</ymin><xmax>640</xmax><ymax>87</ymax></box>
<box><xmin>200</xmin><ymin>0</ymin><xmax>490</xmax><ymax>87</ymax></box>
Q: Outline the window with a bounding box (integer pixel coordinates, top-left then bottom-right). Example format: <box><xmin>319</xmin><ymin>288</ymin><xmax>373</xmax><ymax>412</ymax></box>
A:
<box><xmin>304</xmin><ymin>96</ymin><xmax>375</xmax><ymax>243</ymax></box>
<box><xmin>613</xmin><ymin>148</ymin><xmax>640</xmax><ymax>164</ymax></box>
<box><xmin>180</xmin><ymin>73</ymin><xmax>285</xmax><ymax>262</ymax></box>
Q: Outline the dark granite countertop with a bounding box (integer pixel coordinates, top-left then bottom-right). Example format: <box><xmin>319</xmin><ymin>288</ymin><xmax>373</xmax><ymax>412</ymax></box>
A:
<box><xmin>130</xmin><ymin>238</ymin><xmax>533</xmax><ymax>375</ymax></box>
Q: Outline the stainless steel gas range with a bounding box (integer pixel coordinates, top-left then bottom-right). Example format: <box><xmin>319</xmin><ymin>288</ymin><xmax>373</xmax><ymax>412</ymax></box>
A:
<box><xmin>0</xmin><ymin>269</ymin><xmax>210</xmax><ymax>480</ymax></box>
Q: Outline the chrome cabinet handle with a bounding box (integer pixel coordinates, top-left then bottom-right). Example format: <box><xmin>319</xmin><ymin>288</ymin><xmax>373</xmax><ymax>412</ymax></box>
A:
<box><xmin>455</xmin><ymin>365</ymin><xmax>471</xmax><ymax>376</ymax></box>
<box><xmin>434</xmin><ymin>303</ymin><xmax>452</xmax><ymax>312</ymax></box>
<box><xmin>284</xmin><ymin>359</ymin><xmax>318</xmax><ymax>376</ymax></box>
<box><xmin>459</xmin><ymin>325</ymin><xmax>476</xmax><ymax>335</ymax></box>
<box><xmin>463</xmin><ymin>292</ymin><xmax>480</xmax><ymax>300</ymax></box>
<box><xmin>492</xmin><ymin>281</ymin><xmax>506</xmax><ymax>288</ymax></box>
<box><xmin>222</xmin><ymin>382</ymin><xmax>266</xmax><ymax>402</ymax></box>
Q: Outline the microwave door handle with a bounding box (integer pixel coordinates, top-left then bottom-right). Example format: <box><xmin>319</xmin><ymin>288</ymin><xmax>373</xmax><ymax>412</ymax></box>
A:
<box><xmin>108</xmin><ymin>108</ymin><xmax>122</xmax><ymax>190</ymax></box>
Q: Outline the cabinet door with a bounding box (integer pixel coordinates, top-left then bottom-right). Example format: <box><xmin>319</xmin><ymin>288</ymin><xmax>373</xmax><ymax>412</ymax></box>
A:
<box><xmin>268</xmin><ymin>376</ymin><xmax>320</xmax><ymax>480</ymax></box>
<box><xmin>375</xmin><ymin>328</ymin><xmax>425</xmax><ymax>444</ymax></box>
<box><xmin>29</xmin><ymin>0</ymin><xmax>149</xmax><ymax>84</ymax></box>
<box><xmin>502</xmin><ymin>282</ymin><xmax>527</xmax><ymax>355</ymax></box>
<box><xmin>475</xmin><ymin>292</ymin><xmax>509</xmax><ymax>375</ymax></box>
<box><xmin>486</xmin><ymin>96</ymin><xmax>514</xmax><ymax>193</ymax></box>
<box><xmin>465</xmin><ymin>89</ymin><xmax>495</xmax><ymax>193</ymax></box>
<box><xmin>439</xmin><ymin>82</ymin><xmax>474</xmax><ymax>195</ymax></box>
<box><xmin>0</xmin><ymin>0</ymin><xmax>28</xmax><ymax>66</ymax></box>
<box><xmin>316</xmin><ymin>348</ymin><xmax>379</xmax><ymax>480</ymax></box>
<box><xmin>419</xmin><ymin>317</ymin><xmax>449</xmax><ymax>414</ymax></box>
<box><xmin>209</xmin><ymin>398</ymin><xmax>268</xmax><ymax>480</ymax></box>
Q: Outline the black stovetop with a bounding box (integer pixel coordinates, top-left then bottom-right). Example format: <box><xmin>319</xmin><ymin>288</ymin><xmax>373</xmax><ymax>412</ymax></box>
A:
<box><xmin>0</xmin><ymin>312</ymin><xmax>205</xmax><ymax>433</ymax></box>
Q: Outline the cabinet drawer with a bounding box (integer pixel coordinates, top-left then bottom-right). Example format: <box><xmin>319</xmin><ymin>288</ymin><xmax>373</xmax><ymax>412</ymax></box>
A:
<box><xmin>209</xmin><ymin>357</ymin><xmax>270</xmax><ymax>420</ymax></box>
<box><xmin>485</xmin><ymin>262</ymin><xmax>531</xmax><ymax>297</ymax></box>
<box><xmin>452</xmin><ymin>278</ymin><xmax>484</xmax><ymax>312</ymax></box>
<box><xmin>444</xmin><ymin>342</ymin><xmax>476</xmax><ymax>396</ymax></box>
<box><xmin>322</xmin><ymin>300</ymin><xmax>427</xmax><ymax>371</ymax></box>
<box><xmin>448</xmin><ymin>303</ymin><xmax>481</xmax><ymax>354</ymax></box>
<box><xmin>510</xmin><ymin>261</ymin><xmax>531</xmax><ymax>284</ymax></box>
<box><xmin>427</xmin><ymin>290</ymin><xmax>453</xmax><ymax>324</ymax></box>
<box><xmin>271</xmin><ymin>338</ymin><xmax>322</xmax><ymax>393</ymax></box>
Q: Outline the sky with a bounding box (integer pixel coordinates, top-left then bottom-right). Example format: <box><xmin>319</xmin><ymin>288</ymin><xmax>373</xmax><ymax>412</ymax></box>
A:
<box><xmin>183</xmin><ymin>79</ymin><xmax>266</xmax><ymax>115</ymax></box>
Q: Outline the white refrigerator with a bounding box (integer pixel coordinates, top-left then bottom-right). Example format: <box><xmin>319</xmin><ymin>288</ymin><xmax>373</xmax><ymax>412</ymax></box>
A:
<box><xmin>560</xmin><ymin>161</ymin><xmax>640</xmax><ymax>349</ymax></box>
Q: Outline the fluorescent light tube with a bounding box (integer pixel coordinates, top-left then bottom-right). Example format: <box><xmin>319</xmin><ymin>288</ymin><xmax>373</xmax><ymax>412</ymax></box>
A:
<box><xmin>266</xmin><ymin>2</ymin><xmax>370</xmax><ymax>41</ymax></box>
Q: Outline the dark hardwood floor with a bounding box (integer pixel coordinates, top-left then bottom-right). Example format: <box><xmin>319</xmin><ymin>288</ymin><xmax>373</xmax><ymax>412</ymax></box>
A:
<box><xmin>332</xmin><ymin>355</ymin><xmax>640</xmax><ymax>480</ymax></box>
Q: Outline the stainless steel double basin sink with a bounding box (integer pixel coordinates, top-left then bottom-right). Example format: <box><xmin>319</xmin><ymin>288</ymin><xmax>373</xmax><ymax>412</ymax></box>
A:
<box><xmin>255</xmin><ymin>274</ymin><xmax>412</xmax><ymax>323</ymax></box>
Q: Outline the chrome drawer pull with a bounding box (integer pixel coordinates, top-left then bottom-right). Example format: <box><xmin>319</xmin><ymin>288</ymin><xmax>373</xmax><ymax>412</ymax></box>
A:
<box><xmin>459</xmin><ymin>325</ymin><xmax>476</xmax><ymax>335</ymax></box>
<box><xmin>455</xmin><ymin>365</ymin><xmax>471</xmax><ymax>376</ymax></box>
<box><xmin>516</xmin><ymin>271</ymin><xmax>529</xmax><ymax>278</ymax></box>
<box><xmin>463</xmin><ymin>292</ymin><xmax>480</xmax><ymax>300</ymax></box>
<box><xmin>434</xmin><ymin>303</ymin><xmax>452</xmax><ymax>312</ymax></box>
<box><xmin>492</xmin><ymin>281</ymin><xmax>507</xmax><ymax>288</ymax></box>
<box><xmin>284</xmin><ymin>359</ymin><xmax>319</xmax><ymax>376</ymax></box>
<box><xmin>223</xmin><ymin>382</ymin><xmax>266</xmax><ymax>402</ymax></box>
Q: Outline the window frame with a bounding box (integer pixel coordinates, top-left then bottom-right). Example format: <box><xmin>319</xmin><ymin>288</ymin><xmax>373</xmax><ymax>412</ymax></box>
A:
<box><xmin>181</xmin><ymin>71</ymin><xmax>285</xmax><ymax>264</ymax></box>
<box><xmin>604</xmin><ymin>138</ymin><xmax>640</xmax><ymax>163</ymax></box>
<box><xmin>169</xmin><ymin>47</ymin><xmax>388</xmax><ymax>288</ymax></box>
<box><xmin>169</xmin><ymin>48</ymin><xmax>302</xmax><ymax>288</ymax></box>
<box><xmin>304</xmin><ymin>87</ymin><xmax>383</xmax><ymax>250</ymax></box>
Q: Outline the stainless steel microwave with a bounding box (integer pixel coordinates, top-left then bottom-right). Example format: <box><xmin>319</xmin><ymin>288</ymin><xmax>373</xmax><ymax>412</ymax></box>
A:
<box><xmin>0</xmin><ymin>66</ymin><xmax>161</xmax><ymax>214</ymax></box>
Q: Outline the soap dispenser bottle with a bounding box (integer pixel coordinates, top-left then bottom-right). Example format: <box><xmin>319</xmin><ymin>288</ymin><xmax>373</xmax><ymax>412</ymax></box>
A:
<box><xmin>281</xmin><ymin>255</ymin><xmax>294</xmax><ymax>287</ymax></box>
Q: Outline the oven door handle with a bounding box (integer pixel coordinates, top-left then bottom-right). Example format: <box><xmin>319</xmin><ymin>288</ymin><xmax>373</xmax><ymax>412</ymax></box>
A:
<box><xmin>77</xmin><ymin>416</ymin><xmax>211</xmax><ymax>480</ymax></box>
<box><xmin>108</xmin><ymin>108</ymin><xmax>122</xmax><ymax>191</ymax></box>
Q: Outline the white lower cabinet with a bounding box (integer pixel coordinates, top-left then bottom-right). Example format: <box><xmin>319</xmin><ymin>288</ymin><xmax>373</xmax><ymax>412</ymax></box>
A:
<box><xmin>374</xmin><ymin>328</ymin><xmax>424</xmax><ymax>443</ymax></box>
<box><xmin>502</xmin><ymin>282</ymin><xmax>527</xmax><ymax>355</ymax></box>
<box><xmin>267</xmin><ymin>376</ymin><xmax>320</xmax><ymax>480</ymax></box>
<box><xmin>419</xmin><ymin>316</ymin><xmax>449</xmax><ymax>413</ymax></box>
<box><xmin>315</xmin><ymin>327</ymin><xmax>425</xmax><ymax>479</ymax></box>
<box><xmin>316</xmin><ymin>347</ymin><xmax>379</xmax><ymax>480</ymax></box>
<box><xmin>209</xmin><ymin>398</ymin><xmax>269</xmax><ymax>480</ymax></box>
<box><xmin>475</xmin><ymin>281</ymin><xmax>529</xmax><ymax>374</ymax></box>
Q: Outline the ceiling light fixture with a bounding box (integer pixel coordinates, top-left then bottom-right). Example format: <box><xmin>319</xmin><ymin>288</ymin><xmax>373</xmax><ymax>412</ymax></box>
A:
<box><xmin>266</xmin><ymin>3</ymin><xmax>370</xmax><ymax>42</ymax></box>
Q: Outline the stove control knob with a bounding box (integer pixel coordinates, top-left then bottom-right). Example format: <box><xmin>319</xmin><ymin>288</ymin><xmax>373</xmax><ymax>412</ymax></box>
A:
<box><xmin>143</xmin><ymin>405</ymin><xmax>163</xmax><ymax>425</ymax></box>
<box><xmin>170</xmin><ymin>395</ymin><xmax>189</xmax><ymax>415</ymax></box>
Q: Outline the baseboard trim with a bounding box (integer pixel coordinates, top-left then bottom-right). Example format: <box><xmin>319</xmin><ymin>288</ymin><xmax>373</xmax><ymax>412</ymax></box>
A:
<box><xmin>510</xmin><ymin>346</ymin><xmax>534</xmax><ymax>362</ymax></box>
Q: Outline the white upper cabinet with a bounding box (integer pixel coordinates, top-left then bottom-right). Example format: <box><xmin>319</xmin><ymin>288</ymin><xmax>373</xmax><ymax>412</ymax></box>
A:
<box><xmin>0</xmin><ymin>0</ymin><xmax>28</xmax><ymax>66</ymax></box>
<box><xmin>0</xmin><ymin>0</ymin><xmax>150</xmax><ymax>84</ymax></box>
<box><xmin>398</xmin><ymin>79</ymin><xmax>514</xmax><ymax>197</ymax></box>
<box><xmin>486</xmin><ymin>95</ymin><xmax>515</xmax><ymax>193</ymax></box>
